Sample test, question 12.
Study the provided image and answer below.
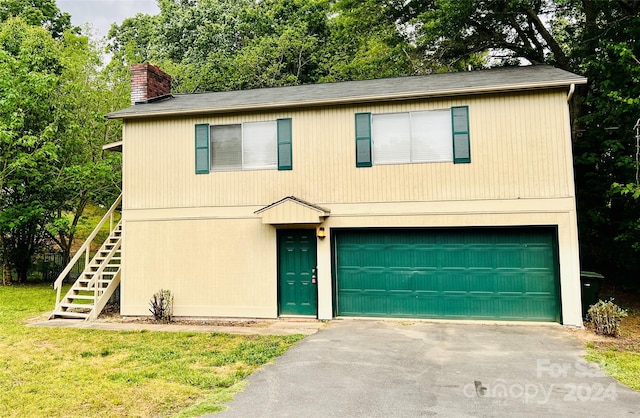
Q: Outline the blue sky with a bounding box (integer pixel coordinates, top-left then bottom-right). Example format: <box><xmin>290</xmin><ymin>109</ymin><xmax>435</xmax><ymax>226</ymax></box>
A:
<box><xmin>57</xmin><ymin>0</ymin><xmax>159</xmax><ymax>39</ymax></box>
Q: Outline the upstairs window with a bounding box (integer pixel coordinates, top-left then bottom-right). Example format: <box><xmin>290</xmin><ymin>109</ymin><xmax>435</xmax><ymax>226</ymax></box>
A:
<box><xmin>195</xmin><ymin>119</ymin><xmax>292</xmax><ymax>173</ymax></box>
<box><xmin>355</xmin><ymin>107</ymin><xmax>470</xmax><ymax>166</ymax></box>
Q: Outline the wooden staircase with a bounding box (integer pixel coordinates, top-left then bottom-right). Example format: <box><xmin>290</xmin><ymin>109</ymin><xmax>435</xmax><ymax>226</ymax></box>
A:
<box><xmin>51</xmin><ymin>194</ymin><xmax>123</xmax><ymax>321</ymax></box>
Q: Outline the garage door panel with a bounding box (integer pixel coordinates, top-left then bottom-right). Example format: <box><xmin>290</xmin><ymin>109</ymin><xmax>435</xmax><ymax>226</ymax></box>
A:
<box><xmin>335</xmin><ymin>228</ymin><xmax>560</xmax><ymax>322</ymax></box>
<box><xmin>441</xmin><ymin>249</ymin><xmax>467</xmax><ymax>267</ymax></box>
<box><xmin>336</xmin><ymin>268</ymin><xmax>364</xmax><ymax>290</ymax></box>
<box><xmin>496</xmin><ymin>273</ymin><xmax>526</xmax><ymax>293</ymax></box>
<box><xmin>388</xmin><ymin>272</ymin><xmax>412</xmax><ymax>291</ymax></box>
<box><xmin>523</xmin><ymin>249</ymin><xmax>554</xmax><ymax>269</ymax></box>
<box><xmin>467</xmin><ymin>248</ymin><xmax>495</xmax><ymax>268</ymax></box>
<box><xmin>524</xmin><ymin>273</ymin><xmax>556</xmax><ymax>294</ymax></box>
<box><xmin>365</xmin><ymin>271</ymin><xmax>389</xmax><ymax>290</ymax></box>
<box><xmin>496</xmin><ymin>249</ymin><xmax>523</xmax><ymax>268</ymax></box>
<box><xmin>467</xmin><ymin>274</ymin><xmax>495</xmax><ymax>293</ymax></box>
<box><xmin>413</xmin><ymin>272</ymin><xmax>439</xmax><ymax>292</ymax></box>
<box><xmin>414</xmin><ymin>296</ymin><xmax>441</xmax><ymax>315</ymax></box>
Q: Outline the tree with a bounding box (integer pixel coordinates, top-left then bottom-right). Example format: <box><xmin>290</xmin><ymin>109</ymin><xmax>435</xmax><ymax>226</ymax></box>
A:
<box><xmin>0</xmin><ymin>0</ymin><xmax>74</xmax><ymax>38</ymax></box>
<box><xmin>106</xmin><ymin>12</ymin><xmax>160</xmax><ymax>66</ymax></box>
<box><xmin>46</xmin><ymin>31</ymin><xmax>125</xmax><ymax>267</ymax></box>
<box><xmin>319</xmin><ymin>0</ymin><xmax>416</xmax><ymax>82</ymax></box>
<box><xmin>105</xmin><ymin>0</ymin><xmax>421</xmax><ymax>92</ymax></box>
<box><xmin>0</xmin><ymin>17</ymin><xmax>63</xmax><ymax>283</ymax></box>
<box><xmin>571</xmin><ymin>2</ymin><xmax>640</xmax><ymax>287</ymax></box>
<box><xmin>0</xmin><ymin>14</ymin><xmax>125</xmax><ymax>284</ymax></box>
<box><xmin>406</xmin><ymin>0</ymin><xmax>572</xmax><ymax>69</ymax></box>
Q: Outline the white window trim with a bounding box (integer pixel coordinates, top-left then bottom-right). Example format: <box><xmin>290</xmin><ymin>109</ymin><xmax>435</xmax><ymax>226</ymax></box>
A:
<box><xmin>210</xmin><ymin>121</ymin><xmax>278</xmax><ymax>171</ymax></box>
<box><xmin>371</xmin><ymin>108</ymin><xmax>453</xmax><ymax>165</ymax></box>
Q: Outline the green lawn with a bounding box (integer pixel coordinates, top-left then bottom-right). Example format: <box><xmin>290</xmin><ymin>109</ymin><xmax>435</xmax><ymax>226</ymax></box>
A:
<box><xmin>0</xmin><ymin>284</ymin><xmax>304</xmax><ymax>417</ymax></box>
<box><xmin>585</xmin><ymin>347</ymin><xmax>640</xmax><ymax>390</ymax></box>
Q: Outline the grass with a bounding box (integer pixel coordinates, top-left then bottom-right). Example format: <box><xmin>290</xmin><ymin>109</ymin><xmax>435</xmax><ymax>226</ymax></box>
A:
<box><xmin>582</xmin><ymin>288</ymin><xmax>640</xmax><ymax>391</ymax></box>
<box><xmin>0</xmin><ymin>284</ymin><xmax>305</xmax><ymax>417</ymax></box>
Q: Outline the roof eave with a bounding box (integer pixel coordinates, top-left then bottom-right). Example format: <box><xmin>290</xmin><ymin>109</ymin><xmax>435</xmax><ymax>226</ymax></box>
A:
<box><xmin>107</xmin><ymin>78</ymin><xmax>587</xmax><ymax>120</ymax></box>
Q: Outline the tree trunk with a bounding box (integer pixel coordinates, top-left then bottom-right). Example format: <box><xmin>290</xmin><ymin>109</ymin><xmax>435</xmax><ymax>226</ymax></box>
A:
<box><xmin>2</xmin><ymin>253</ymin><xmax>12</xmax><ymax>286</ymax></box>
<box><xmin>15</xmin><ymin>263</ymin><xmax>28</xmax><ymax>284</ymax></box>
<box><xmin>1</xmin><ymin>236</ymin><xmax>12</xmax><ymax>286</ymax></box>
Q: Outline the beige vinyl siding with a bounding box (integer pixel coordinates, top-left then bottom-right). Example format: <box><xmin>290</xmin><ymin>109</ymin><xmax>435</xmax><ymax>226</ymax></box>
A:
<box><xmin>122</xmin><ymin>89</ymin><xmax>573</xmax><ymax>210</ymax></box>
<box><xmin>121</xmin><ymin>197</ymin><xmax>581</xmax><ymax>324</ymax></box>
<box><xmin>121</xmin><ymin>218</ymin><xmax>277</xmax><ymax>317</ymax></box>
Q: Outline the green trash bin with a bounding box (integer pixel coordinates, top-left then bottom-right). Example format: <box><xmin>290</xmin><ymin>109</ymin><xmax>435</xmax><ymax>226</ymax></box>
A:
<box><xmin>580</xmin><ymin>271</ymin><xmax>604</xmax><ymax>319</ymax></box>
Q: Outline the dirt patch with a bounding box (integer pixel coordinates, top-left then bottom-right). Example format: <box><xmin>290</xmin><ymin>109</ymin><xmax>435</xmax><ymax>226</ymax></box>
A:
<box><xmin>569</xmin><ymin>320</ymin><xmax>640</xmax><ymax>352</ymax></box>
<box><xmin>96</xmin><ymin>304</ymin><xmax>270</xmax><ymax>328</ymax></box>
<box><xmin>570</xmin><ymin>288</ymin><xmax>640</xmax><ymax>353</ymax></box>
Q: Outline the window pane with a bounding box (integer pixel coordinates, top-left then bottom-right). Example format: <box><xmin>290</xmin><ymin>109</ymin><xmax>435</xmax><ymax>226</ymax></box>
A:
<box><xmin>372</xmin><ymin>113</ymin><xmax>411</xmax><ymax>164</ymax></box>
<box><xmin>411</xmin><ymin>110</ymin><xmax>453</xmax><ymax>162</ymax></box>
<box><xmin>243</xmin><ymin>121</ymin><xmax>277</xmax><ymax>169</ymax></box>
<box><xmin>211</xmin><ymin>124</ymin><xmax>241</xmax><ymax>170</ymax></box>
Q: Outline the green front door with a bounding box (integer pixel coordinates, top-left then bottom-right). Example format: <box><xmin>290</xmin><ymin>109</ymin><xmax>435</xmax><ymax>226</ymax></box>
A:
<box><xmin>279</xmin><ymin>229</ymin><xmax>318</xmax><ymax>316</ymax></box>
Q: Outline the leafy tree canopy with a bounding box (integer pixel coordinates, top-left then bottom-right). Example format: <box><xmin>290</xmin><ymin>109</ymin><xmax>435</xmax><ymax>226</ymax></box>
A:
<box><xmin>1</xmin><ymin>13</ymin><xmax>124</xmax><ymax>283</ymax></box>
<box><xmin>0</xmin><ymin>0</ymin><xmax>74</xmax><ymax>38</ymax></box>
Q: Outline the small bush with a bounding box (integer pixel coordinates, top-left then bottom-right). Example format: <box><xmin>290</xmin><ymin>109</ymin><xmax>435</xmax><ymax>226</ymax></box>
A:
<box><xmin>149</xmin><ymin>289</ymin><xmax>173</xmax><ymax>323</ymax></box>
<box><xmin>587</xmin><ymin>299</ymin><xmax>628</xmax><ymax>336</ymax></box>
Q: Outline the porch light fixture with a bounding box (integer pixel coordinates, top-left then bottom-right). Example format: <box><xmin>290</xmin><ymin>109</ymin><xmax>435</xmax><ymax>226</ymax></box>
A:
<box><xmin>317</xmin><ymin>227</ymin><xmax>326</xmax><ymax>239</ymax></box>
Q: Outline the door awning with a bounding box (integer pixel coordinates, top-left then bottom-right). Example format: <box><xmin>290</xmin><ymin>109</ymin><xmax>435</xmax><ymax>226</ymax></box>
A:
<box><xmin>255</xmin><ymin>196</ymin><xmax>330</xmax><ymax>225</ymax></box>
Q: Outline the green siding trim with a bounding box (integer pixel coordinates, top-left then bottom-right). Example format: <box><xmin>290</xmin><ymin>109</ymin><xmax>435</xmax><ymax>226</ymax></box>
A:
<box><xmin>277</xmin><ymin>118</ymin><xmax>292</xmax><ymax>170</ymax></box>
<box><xmin>195</xmin><ymin>123</ymin><xmax>210</xmax><ymax>174</ymax></box>
<box><xmin>451</xmin><ymin>106</ymin><xmax>471</xmax><ymax>164</ymax></box>
<box><xmin>355</xmin><ymin>113</ymin><xmax>372</xmax><ymax>167</ymax></box>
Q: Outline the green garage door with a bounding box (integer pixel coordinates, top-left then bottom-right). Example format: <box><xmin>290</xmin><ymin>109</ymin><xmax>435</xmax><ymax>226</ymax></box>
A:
<box><xmin>335</xmin><ymin>228</ymin><xmax>560</xmax><ymax>321</ymax></box>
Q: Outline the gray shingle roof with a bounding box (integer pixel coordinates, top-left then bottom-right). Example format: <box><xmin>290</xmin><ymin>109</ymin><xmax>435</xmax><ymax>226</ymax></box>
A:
<box><xmin>107</xmin><ymin>65</ymin><xmax>586</xmax><ymax>119</ymax></box>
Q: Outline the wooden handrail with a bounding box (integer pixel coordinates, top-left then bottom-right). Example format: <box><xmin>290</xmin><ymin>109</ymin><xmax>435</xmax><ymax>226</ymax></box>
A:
<box><xmin>53</xmin><ymin>193</ymin><xmax>122</xmax><ymax>308</ymax></box>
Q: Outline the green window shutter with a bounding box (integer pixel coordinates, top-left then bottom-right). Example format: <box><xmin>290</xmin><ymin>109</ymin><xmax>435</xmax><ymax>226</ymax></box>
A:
<box><xmin>277</xmin><ymin>118</ymin><xmax>292</xmax><ymax>170</ymax></box>
<box><xmin>451</xmin><ymin>106</ymin><xmax>470</xmax><ymax>164</ymax></box>
<box><xmin>195</xmin><ymin>123</ymin><xmax>210</xmax><ymax>174</ymax></box>
<box><xmin>355</xmin><ymin>113</ymin><xmax>372</xmax><ymax>167</ymax></box>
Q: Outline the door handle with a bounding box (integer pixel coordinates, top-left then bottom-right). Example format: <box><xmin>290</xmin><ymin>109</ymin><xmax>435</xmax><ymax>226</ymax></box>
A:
<box><xmin>311</xmin><ymin>267</ymin><xmax>317</xmax><ymax>284</ymax></box>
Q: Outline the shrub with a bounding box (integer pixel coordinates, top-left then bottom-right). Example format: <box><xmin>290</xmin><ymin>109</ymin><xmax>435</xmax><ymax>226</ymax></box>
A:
<box><xmin>149</xmin><ymin>289</ymin><xmax>173</xmax><ymax>323</ymax></box>
<box><xmin>587</xmin><ymin>299</ymin><xmax>628</xmax><ymax>336</ymax></box>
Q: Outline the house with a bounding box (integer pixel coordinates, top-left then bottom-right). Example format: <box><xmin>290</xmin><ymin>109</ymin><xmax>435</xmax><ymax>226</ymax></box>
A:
<box><xmin>52</xmin><ymin>63</ymin><xmax>588</xmax><ymax>326</ymax></box>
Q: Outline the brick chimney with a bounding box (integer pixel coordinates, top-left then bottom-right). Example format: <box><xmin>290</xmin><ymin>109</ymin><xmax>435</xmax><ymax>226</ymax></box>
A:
<box><xmin>130</xmin><ymin>63</ymin><xmax>172</xmax><ymax>105</ymax></box>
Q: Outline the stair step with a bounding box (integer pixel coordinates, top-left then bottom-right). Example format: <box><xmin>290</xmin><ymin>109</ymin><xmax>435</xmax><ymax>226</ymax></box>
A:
<box><xmin>50</xmin><ymin>215</ymin><xmax>122</xmax><ymax>322</ymax></box>
<box><xmin>67</xmin><ymin>294</ymin><xmax>95</xmax><ymax>300</ymax></box>
<box><xmin>51</xmin><ymin>311</ymin><xmax>89</xmax><ymax>319</ymax></box>
<box><xmin>60</xmin><ymin>302</ymin><xmax>94</xmax><ymax>309</ymax></box>
<box><xmin>81</xmin><ymin>279</ymin><xmax>112</xmax><ymax>283</ymax></box>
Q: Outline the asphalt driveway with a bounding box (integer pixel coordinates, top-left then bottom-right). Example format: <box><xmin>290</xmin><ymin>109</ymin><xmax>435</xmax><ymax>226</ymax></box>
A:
<box><xmin>214</xmin><ymin>320</ymin><xmax>639</xmax><ymax>417</ymax></box>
